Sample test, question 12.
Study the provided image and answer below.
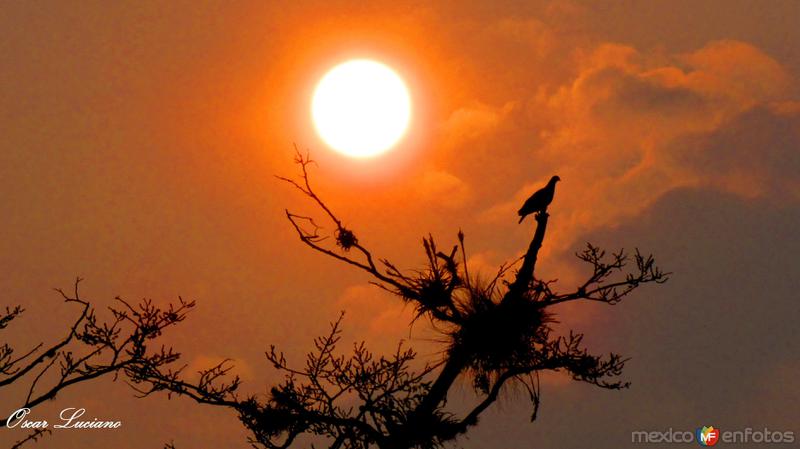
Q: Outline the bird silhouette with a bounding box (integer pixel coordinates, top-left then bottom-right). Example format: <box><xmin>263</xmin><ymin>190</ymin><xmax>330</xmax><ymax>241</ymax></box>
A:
<box><xmin>517</xmin><ymin>175</ymin><xmax>560</xmax><ymax>223</ymax></box>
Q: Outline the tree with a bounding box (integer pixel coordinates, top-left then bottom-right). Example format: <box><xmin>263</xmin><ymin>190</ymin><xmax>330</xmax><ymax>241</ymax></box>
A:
<box><xmin>1</xmin><ymin>279</ymin><xmax>195</xmax><ymax>448</ymax></box>
<box><xmin>3</xmin><ymin>150</ymin><xmax>667</xmax><ymax>449</ymax></box>
<box><xmin>125</xmin><ymin>149</ymin><xmax>668</xmax><ymax>449</ymax></box>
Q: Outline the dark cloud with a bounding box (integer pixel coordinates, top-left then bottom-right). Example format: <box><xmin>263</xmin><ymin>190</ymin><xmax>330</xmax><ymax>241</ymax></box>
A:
<box><xmin>670</xmin><ymin>106</ymin><xmax>800</xmax><ymax>198</ymax></box>
<box><xmin>588</xmin><ymin>67</ymin><xmax>710</xmax><ymax>119</ymax></box>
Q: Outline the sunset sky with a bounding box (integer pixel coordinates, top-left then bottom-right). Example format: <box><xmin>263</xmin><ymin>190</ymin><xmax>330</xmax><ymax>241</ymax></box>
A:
<box><xmin>2</xmin><ymin>1</ymin><xmax>799</xmax><ymax>447</ymax></box>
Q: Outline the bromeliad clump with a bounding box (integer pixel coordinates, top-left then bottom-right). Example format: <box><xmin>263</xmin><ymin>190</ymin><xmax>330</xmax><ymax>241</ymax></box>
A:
<box><xmin>335</xmin><ymin>226</ymin><xmax>358</xmax><ymax>251</ymax></box>
<box><xmin>394</xmin><ymin>236</ymin><xmax>462</xmax><ymax>320</ymax></box>
<box><xmin>452</xmin><ymin>283</ymin><xmax>553</xmax><ymax>394</ymax></box>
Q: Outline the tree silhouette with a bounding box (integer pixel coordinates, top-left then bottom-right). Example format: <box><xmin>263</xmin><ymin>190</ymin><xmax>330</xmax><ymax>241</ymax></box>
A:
<box><xmin>125</xmin><ymin>149</ymin><xmax>668</xmax><ymax>449</ymax></box>
<box><xmin>3</xmin><ymin>150</ymin><xmax>668</xmax><ymax>449</ymax></box>
<box><xmin>1</xmin><ymin>278</ymin><xmax>195</xmax><ymax>448</ymax></box>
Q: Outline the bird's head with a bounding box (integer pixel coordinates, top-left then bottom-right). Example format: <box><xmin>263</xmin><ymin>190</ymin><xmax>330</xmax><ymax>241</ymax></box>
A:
<box><xmin>550</xmin><ymin>175</ymin><xmax>561</xmax><ymax>184</ymax></box>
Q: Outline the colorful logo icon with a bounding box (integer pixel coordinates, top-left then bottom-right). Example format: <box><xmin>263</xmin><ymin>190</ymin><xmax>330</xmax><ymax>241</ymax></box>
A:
<box><xmin>696</xmin><ymin>426</ymin><xmax>720</xmax><ymax>446</ymax></box>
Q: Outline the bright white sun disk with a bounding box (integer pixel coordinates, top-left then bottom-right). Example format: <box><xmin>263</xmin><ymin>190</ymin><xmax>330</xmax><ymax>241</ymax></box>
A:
<box><xmin>312</xmin><ymin>59</ymin><xmax>411</xmax><ymax>158</ymax></box>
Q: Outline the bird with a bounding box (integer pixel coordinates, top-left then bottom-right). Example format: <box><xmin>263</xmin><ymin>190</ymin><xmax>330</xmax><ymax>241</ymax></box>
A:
<box><xmin>517</xmin><ymin>175</ymin><xmax>560</xmax><ymax>223</ymax></box>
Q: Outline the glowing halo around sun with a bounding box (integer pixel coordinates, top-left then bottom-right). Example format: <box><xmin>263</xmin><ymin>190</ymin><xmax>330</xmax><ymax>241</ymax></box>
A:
<box><xmin>311</xmin><ymin>59</ymin><xmax>411</xmax><ymax>158</ymax></box>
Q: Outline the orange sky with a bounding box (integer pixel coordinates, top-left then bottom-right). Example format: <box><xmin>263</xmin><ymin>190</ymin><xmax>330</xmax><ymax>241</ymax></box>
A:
<box><xmin>2</xmin><ymin>1</ymin><xmax>799</xmax><ymax>448</ymax></box>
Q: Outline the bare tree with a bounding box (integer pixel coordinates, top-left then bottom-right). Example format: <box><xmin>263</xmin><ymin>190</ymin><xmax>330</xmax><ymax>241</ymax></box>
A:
<box><xmin>1</xmin><ymin>278</ymin><xmax>195</xmax><ymax>447</ymax></box>
<box><xmin>122</xmin><ymin>149</ymin><xmax>668</xmax><ymax>449</ymax></box>
<box><xmin>2</xmin><ymin>149</ymin><xmax>667</xmax><ymax>448</ymax></box>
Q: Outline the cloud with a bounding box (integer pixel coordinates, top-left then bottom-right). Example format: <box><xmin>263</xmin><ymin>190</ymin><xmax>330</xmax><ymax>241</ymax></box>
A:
<box><xmin>681</xmin><ymin>40</ymin><xmax>793</xmax><ymax>104</ymax></box>
<box><xmin>467</xmin><ymin>39</ymin><xmax>798</xmax><ymax>253</ymax></box>
<box><xmin>667</xmin><ymin>106</ymin><xmax>800</xmax><ymax>200</ymax></box>
<box><xmin>441</xmin><ymin>101</ymin><xmax>517</xmax><ymax>149</ymax></box>
<box><xmin>334</xmin><ymin>284</ymin><xmax>415</xmax><ymax>347</ymax></box>
<box><xmin>414</xmin><ymin>169</ymin><xmax>472</xmax><ymax>209</ymax></box>
<box><xmin>483</xmin><ymin>17</ymin><xmax>555</xmax><ymax>58</ymax></box>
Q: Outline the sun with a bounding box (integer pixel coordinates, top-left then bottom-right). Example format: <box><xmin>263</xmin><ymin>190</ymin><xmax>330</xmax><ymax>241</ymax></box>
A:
<box><xmin>311</xmin><ymin>59</ymin><xmax>412</xmax><ymax>159</ymax></box>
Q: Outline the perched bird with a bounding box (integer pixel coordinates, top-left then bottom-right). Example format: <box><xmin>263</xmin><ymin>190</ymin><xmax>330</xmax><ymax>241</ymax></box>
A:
<box><xmin>517</xmin><ymin>175</ymin><xmax>560</xmax><ymax>223</ymax></box>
